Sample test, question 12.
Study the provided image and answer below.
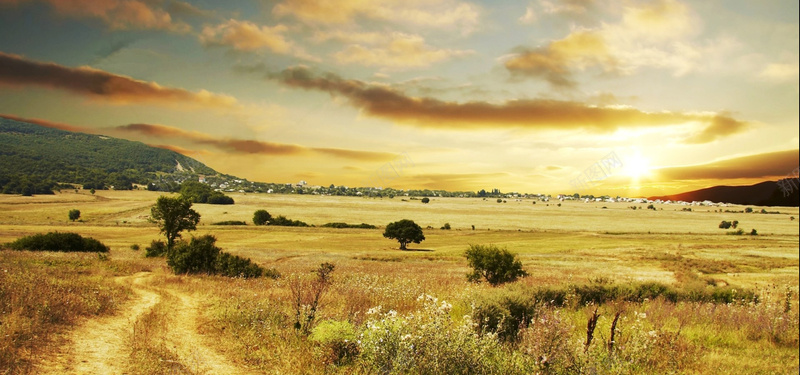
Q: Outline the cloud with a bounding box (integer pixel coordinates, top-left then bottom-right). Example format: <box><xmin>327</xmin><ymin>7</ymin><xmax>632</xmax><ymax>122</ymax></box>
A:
<box><xmin>408</xmin><ymin>172</ymin><xmax>511</xmax><ymax>190</ymax></box>
<box><xmin>333</xmin><ymin>33</ymin><xmax>474</xmax><ymax>70</ymax></box>
<box><xmin>0</xmin><ymin>113</ymin><xmax>92</xmax><ymax>133</ymax></box>
<box><xmin>507</xmin><ymin>0</ymin><xmax>709</xmax><ymax>87</ymax></box>
<box><xmin>759</xmin><ymin>62</ymin><xmax>799</xmax><ymax>82</ymax></box>
<box><xmin>273</xmin><ymin>0</ymin><xmax>480</xmax><ymax>33</ymax></box>
<box><xmin>166</xmin><ymin>1</ymin><xmax>216</xmax><ymax>19</ymax></box>
<box><xmin>0</xmin><ymin>52</ymin><xmax>238</xmax><ymax>109</ymax></box>
<box><xmin>7</xmin><ymin>0</ymin><xmax>190</xmax><ymax>32</ymax></box>
<box><xmin>654</xmin><ymin>149</ymin><xmax>799</xmax><ymax>181</ymax></box>
<box><xmin>683</xmin><ymin>114</ymin><xmax>750</xmax><ymax>144</ymax></box>
<box><xmin>114</xmin><ymin>123</ymin><xmax>395</xmax><ymax>161</ymax></box>
<box><xmin>505</xmin><ymin>31</ymin><xmax>616</xmax><ymax>88</ymax></box>
<box><xmin>200</xmin><ymin>20</ymin><xmax>292</xmax><ymax>53</ymax></box>
<box><xmin>274</xmin><ymin>66</ymin><xmax>747</xmax><ymax>135</ymax></box>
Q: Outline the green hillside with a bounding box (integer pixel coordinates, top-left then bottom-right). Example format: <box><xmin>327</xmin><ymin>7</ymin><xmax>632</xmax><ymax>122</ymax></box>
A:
<box><xmin>0</xmin><ymin>117</ymin><xmax>218</xmax><ymax>195</ymax></box>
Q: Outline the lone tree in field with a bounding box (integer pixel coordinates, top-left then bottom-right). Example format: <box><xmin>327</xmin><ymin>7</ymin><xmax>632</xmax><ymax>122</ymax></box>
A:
<box><xmin>68</xmin><ymin>209</ymin><xmax>81</xmax><ymax>222</ymax></box>
<box><xmin>464</xmin><ymin>244</ymin><xmax>527</xmax><ymax>285</ymax></box>
<box><xmin>253</xmin><ymin>209</ymin><xmax>272</xmax><ymax>225</ymax></box>
<box><xmin>150</xmin><ymin>196</ymin><xmax>200</xmax><ymax>250</ymax></box>
<box><xmin>383</xmin><ymin>219</ymin><xmax>425</xmax><ymax>250</ymax></box>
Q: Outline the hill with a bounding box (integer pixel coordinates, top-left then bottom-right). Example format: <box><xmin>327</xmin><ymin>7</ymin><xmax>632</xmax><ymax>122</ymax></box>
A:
<box><xmin>648</xmin><ymin>179</ymin><xmax>799</xmax><ymax>207</ymax></box>
<box><xmin>0</xmin><ymin>117</ymin><xmax>219</xmax><ymax>195</ymax></box>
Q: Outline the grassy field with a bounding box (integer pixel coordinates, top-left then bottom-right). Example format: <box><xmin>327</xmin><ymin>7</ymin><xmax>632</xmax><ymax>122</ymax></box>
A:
<box><xmin>1</xmin><ymin>189</ymin><xmax>798</xmax><ymax>374</ymax></box>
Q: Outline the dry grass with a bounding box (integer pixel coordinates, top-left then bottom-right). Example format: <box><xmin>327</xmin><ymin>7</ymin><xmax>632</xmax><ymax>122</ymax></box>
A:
<box><xmin>0</xmin><ymin>191</ymin><xmax>797</xmax><ymax>373</ymax></box>
<box><xmin>0</xmin><ymin>251</ymin><xmax>144</xmax><ymax>373</ymax></box>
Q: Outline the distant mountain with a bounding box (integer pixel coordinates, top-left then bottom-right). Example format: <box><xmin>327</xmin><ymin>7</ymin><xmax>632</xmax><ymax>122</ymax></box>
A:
<box><xmin>0</xmin><ymin>117</ymin><xmax>219</xmax><ymax>194</ymax></box>
<box><xmin>648</xmin><ymin>179</ymin><xmax>799</xmax><ymax>207</ymax></box>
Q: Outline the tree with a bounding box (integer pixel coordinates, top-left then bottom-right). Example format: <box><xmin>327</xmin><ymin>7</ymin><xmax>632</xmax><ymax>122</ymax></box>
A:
<box><xmin>68</xmin><ymin>209</ymin><xmax>81</xmax><ymax>222</ymax></box>
<box><xmin>383</xmin><ymin>219</ymin><xmax>425</xmax><ymax>250</ymax></box>
<box><xmin>253</xmin><ymin>209</ymin><xmax>272</xmax><ymax>225</ymax></box>
<box><xmin>421</xmin><ymin>197</ymin><xmax>430</xmax><ymax>204</ymax></box>
<box><xmin>150</xmin><ymin>196</ymin><xmax>200</xmax><ymax>249</ymax></box>
<box><xmin>464</xmin><ymin>244</ymin><xmax>527</xmax><ymax>285</ymax></box>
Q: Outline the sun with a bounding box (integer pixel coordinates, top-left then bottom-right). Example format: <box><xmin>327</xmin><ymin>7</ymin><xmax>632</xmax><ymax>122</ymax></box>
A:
<box><xmin>624</xmin><ymin>155</ymin><xmax>652</xmax><ymax>180</ymax></box>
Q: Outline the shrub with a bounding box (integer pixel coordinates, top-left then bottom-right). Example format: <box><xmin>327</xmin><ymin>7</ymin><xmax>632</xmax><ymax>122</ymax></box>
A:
<box><xmin>214</xmin><ymin>252</ymin><xmax>268</xmax><ymax>278</ymax></box>
<box><xmin>130</xmin><ymin>244</ymin><xmax>140</xmax><ymax>251</ymax></box>
<box><xmin>167</xmin><ymin>235</ymin><xmax>220</xmax><ymax>274</ymax></box>
<box><xmin>421</xmin><ymin>197</ymin><xmax>430</xmax><ymax>203</ymax></box>
<box><xmin>745</xmin><ymin>207</ymin><xmax>753</xmax><ymax>213</ymax></box>
<box><xmin>472</xmin><ymin>289</ymin><xmax>536</xmax><ymax>342</ymax></box>
<box><xmin>647</xmin><ymin>204</ymin><xmax>656</xmax><ymax>210</ymax></box>
<box><xmin>440</xmin><ymin>223</ymin><xmax>451</xmax><ymax>230</ymax></box>
<box><xmin>727</xmin><ymin>229</ymin><xmax>745</xmax><ymax>236</ymax></box>
<box><xmin>207</xmin><ymin>192</ymin><xmax>234</xmax><ymax>205</ymax></box>
<box><xmin>464</xmin><ymin>244</ymin><xmax>527</xmax><ymax>285</ymax></box>
<box><xmin>750</xmin><ymin>228</ymin><xmax>758</xmax><ymax>236</ymax></box>
<box><xmin>212</xmin><ymin>220</ymin><xmax>247</xmax><ymax>226</ymax></box>
<box><xmin>68</xmin><ymin>209</ymin><xmax>81</xmax><ymax>222</ymax></box>
<box><xmin>358</xmin><ymin>295</ymin><xmax>516</xmax><ymax>374</ymax></box>
<box><xmin>253</xmin><ymin>209</ymin><xmax>271</xmax><ymax>225</ymax></box>
<box><xmin>321</xmin><ymin>222</ymin><xmax>377</xmax><ymax>229</ymax></box>
<box><xmin>6</xmin><ymin>232</ymin><xmax>109</xmax><ymax>253</ymax></box>
<box><xmin>719</xmin><ymin>220</ymin><xmax>732</xmax><ymax>229</ymax></box>
<box><xmin>270</xmin><ymin>215</ymin><xmax>309</xmax><ymax>227</ymax></box>
<box><xmin>310</xmin><ymin>320</ymin><xmax>359</xmax><ymax>365</ymax></box>
<box><xmin>145</xmin><ymin>240</ymin><xmax>168</xmax><ymax>257</ymax></box>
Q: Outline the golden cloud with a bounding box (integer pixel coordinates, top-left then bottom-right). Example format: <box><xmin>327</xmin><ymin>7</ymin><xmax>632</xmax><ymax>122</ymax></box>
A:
<box><xmin>505</xmin><ymin>31</ymin><xmax>616</xmax><ymax>88</ymax></box>
<box><xmin>200</xmin><ymin>20</ymin><xmax>292</xmax><ymax>53</ymax></box>
<box><xmin>0</xmin><ymin>113</ymin><xmax>92</xmax><ymax>133</ymax></box>
<box><xmin>114</xmin><ymin>123</ymin><xmax>395</xmax><ymax>161</ymax></box>
<box><xmin>683</xmin><ymin>114</ymin><xmax>750</xmax><ymax>144</ymax></box>
<box><xmin>273</xmin><ymin>0</ymin><xmax>480</xmax><ymax>33</ymax></box>
<box><xmin>654</xmin><ymin>150</ymin><xmax>799</xmax><ymax>181</ymax></box>
<box><xmin>333</xmin><ymin>33</ymin><xmax>474</xmax><ymax>70</ymax></box>
<box><xmin>0</xmin><ymin>52</ymin><xmax>238</xmax><ymax>108</ymax></box>
<box><xmin>275</xmin><ymin>66</ymin><xmax>748</xmax><ymax>139</ymax></box>
<box><xmin>509</xmin><ymin>0</ymin><xmax>705</xmax><ymax>86</ymax></box>
<box><xmin>6</xmin><ymin>0</ymin><xmax>190</xmax><ymax>32</ymax></box>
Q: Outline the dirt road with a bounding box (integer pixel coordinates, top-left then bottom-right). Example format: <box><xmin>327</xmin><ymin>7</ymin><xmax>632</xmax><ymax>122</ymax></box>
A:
<box><xmin>37</xmin><ymin>272</ymin><xmax>248</xmax><ymax>374</ymax></box>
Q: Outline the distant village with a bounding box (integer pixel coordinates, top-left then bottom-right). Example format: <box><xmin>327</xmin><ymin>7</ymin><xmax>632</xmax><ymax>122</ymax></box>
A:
<box><xmin>146</xmin><ymin>172</ymin><xmax>744</xmax><ymax>208</ymax></box>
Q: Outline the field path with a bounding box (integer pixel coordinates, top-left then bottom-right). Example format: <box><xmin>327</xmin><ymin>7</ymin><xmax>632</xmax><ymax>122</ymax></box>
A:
<box><xmin>162</xmin><ymin>290</ymin><xmax>249</xmax><ymax>375</ymax></box>
<box><xmin>37</xmin><ymin>271</ymin><xmax>248</xmax><ymax>374</ymax></box>
<box><xmin>38</xmin><ymin>272</ymin><xmax>160</xmax><ymax>374</ymax></box>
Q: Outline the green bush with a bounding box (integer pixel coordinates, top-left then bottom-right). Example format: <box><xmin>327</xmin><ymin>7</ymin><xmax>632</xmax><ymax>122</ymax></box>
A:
<box><xmin>145</xmin><ymin>240</ymin><xmax>168</xmax><ymax>257</ymax></box>
<box><xmin>6</xmin><ymin>232</ymin><xmax>108</xmax><ymax>252</ymax></box>
<box><xmin>471</xmin><ymin>289</ymin><xmax>536</xmax><ymax>342</ymax></box>
<box><xmin>167</xmin><ymin>235</ymin><xmax>220</xmax><ymax>274</ymax></box>
<box><xmin>358</xmin><ymin>296</ymin><xmax>517</xmax><ymax>374</ymax></box>
<box><xmin>421</xmin><ymin>197</ymin><xmax>430</xmax><ymax>203</ymax></box>
<box><xmin>441</xmin><ymin>223</ymin><xmax>451</xmax><ymax>230</ymax></box>
<box><xmin>321</xmin><ymin>222</ymin><xmax>376</xmax><ymax>229</ymax></box>
<box><xmin>310</xmin><ymin>320</ymin><xmax>359</xmax><ymax>365</ymax></box>
<box><xmin>253</xmin><ymin>209</ymin><xmax>271</xmax><ymax>225</ymax></box>
<box><xmin>464</xmin><ymin>244</ymin><xmax>527</xmax><ymax>285</ymax></box>
<box><xmin>719</xmin><ymin>220</ymin><xmax>732</xmax><ymax>229</ymax></box>
<box><xmin>214</xmin><ymin>252</ymin><xmax>269</xmax><ymax>278</ymax></box>
<box><xmin>68</xmin><ymin>209</ymin><xmax>81</xmax><ymax>222</ymax></box>
<box><xmin>727</xmin><ymin>229</ymin><xmax>745</xmax><ymax>235</ymax></box>
<box><xmin>750</xmin><ymin>228</ymin><xmax>758</xmax><ymax>236</ymax></box>
<box><xmin>270</xmin><ymin>215</ymin><xmax>309</xmax><ymax>227</ymax></box>
<box><xmin>212</xmin><ymin>220</ymin><xmax>247</xmax><ymax>226</ymax></box>
<box><xmin>207</xmin><ymin>192</ymin><xmax>234</xmax><ymax>205</ymax></box>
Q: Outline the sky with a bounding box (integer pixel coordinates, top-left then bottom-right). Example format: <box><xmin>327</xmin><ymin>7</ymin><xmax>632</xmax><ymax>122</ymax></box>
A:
<box><xmin>0</xmin><ymin>0</ymin><xmax>797</xmax><ymax>197</ymax></box>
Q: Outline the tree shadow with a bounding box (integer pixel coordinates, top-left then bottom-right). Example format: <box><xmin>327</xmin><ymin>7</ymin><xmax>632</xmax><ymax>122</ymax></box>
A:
<box><xmin>401</xmin><ymin>248</ymin><xmax>434</xmax><ymax>252</ymax></box>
